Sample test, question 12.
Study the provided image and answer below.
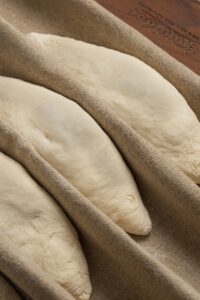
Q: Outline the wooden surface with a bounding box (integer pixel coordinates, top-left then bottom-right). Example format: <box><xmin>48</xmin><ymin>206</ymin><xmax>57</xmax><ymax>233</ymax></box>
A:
<box><xmin>97</xmin><ymin>0</ymin><xmax>200</xmax><ymax>74</ymax></box>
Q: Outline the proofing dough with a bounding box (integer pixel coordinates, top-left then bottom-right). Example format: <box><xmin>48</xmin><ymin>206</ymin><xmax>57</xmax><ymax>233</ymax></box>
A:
<box><xmin>0</xmin><ymin>152</ymin><xmax>91</xmax><ymax>300</ymax></box>
<box><xmin>29</xmin><ymin>33</ymin><xmax>200</xmax><ymax>183</ymax></box>
<box><xmin>0</xmin><ymin>274</ymin><xmax>21</xmax><ymax>300</ymax></box>
<box><xmin>0</xmin><ymin>76</ymin><xmax>151</xmax><ymax>235</ymax></box>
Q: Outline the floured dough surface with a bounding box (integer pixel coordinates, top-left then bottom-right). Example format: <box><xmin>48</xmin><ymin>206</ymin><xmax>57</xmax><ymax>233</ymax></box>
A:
<box><xmin>0</xmin><ymin>76</ymin><xmax>151</xmax><ymax>235</ymax></box>
<box><xmin>0</xmin><ymin>274</ymin><xmax>21</xmax><ymax>300</ymax></box>
<box><xmin>0</xmin><ymin>152</ymin><xmax>91</xmax><ymax>300</ymax></box>
<box><xmin>29</xmin><ymin>33</ymin><xmax>200</xmax><ymax>183</ymax></box>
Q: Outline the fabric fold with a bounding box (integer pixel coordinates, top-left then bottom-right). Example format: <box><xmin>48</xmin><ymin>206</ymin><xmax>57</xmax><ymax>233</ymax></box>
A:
<box><xmin>0</xmin><ymin>1</ymin><xmax>199</xmax><ymax>299</ymax></box>
<box><xmin>0</xmin><ymin>273</ymin><xmax>22</xmax><ymax>300</ymax></box>
<box><xmin>0</xmin><ymin>120</ymin><xmax>199</xmax><ymax>300</ymax></box>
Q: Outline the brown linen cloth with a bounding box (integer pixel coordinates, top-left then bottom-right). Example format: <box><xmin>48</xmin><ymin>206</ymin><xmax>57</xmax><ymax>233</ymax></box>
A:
<box><xmin>0</xmin><ymin>0</ymin><xmax>200</xmax><ymax>299</ymax></box>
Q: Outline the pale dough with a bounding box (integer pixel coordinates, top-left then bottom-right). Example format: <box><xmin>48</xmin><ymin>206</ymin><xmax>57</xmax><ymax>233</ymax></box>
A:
<box><xmin>0</xmin><ymin>274</ymin><xmax>21</xmax><ymax>300</ymax></box>
<box><xmin>0</xmin><ymin>76</ymin><xmax>151</xmax><ymax>235</ymax></box>
<box><xmin>0</xmin><ymin>152</ymin><xmax>92</xmax><ymax>300</ymax></box>
<box><xmin>29</xmin><ymin>33</ymin><xmax>200</xmax><ymax>183</ymax></box>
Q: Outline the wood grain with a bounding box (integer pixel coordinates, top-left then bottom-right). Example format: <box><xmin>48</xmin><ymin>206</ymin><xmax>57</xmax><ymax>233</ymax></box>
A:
<box><xmin>97</xmin><ymin>0</ymin><xmax>200</xmax><ymax>74</ymax></box>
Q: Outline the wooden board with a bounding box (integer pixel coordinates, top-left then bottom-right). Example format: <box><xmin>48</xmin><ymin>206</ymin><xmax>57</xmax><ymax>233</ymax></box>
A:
<box><xmin>97</xmin><ymin>0</ymin><xmax>200</xmax><ymax>74</ymax></box>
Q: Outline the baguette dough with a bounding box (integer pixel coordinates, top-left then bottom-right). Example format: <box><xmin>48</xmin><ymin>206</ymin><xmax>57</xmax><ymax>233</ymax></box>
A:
<box><xmin>0</xmin><ymin>76</ymin><xmax>151</xmax><ymax>235</ymax></box>
<box><xmin>29</xmin><ymin>33</ymin><xmax>200</xmax><ymax>183</ymax></box>
<box><xmin>0</xmin><ymin>274</ymin><xmax>21</xmax><ymax>300</ymax></box>
<box><xmin>0</xmin><ymin>152</ymin><xmax>91</xmax><ymax>300</ymax></box>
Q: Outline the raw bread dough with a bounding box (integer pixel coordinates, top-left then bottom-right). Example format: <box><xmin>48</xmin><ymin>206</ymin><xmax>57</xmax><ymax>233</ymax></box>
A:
<box><xmin>0</xmin><ymin>274</ymin><xmax>21</xmax><ymax>300</ymax></box>
<box><xmin>0</xmin><ymin>76</ymin><xmax>151</xmax><ymax>235</ymax></box>
<box><xmin>0</xmin><ymin>152</ymin><xmax>91</xmax><ymax>300</ymax></box>
<box><xmin>29</xmin><ymin>33</ymin><xmax>200</xmax><ymax>183</ymax></box>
